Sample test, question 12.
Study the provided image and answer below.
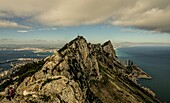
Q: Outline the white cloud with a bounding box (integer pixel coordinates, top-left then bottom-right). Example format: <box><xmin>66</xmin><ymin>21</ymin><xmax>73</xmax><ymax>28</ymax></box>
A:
<box><xmin>111</xmin><ymin>0</ymin><xmax>170</xmax><ymax>33</ymax></box>
<box><xmin>32</xmin><ymin>0</ymin><xmax>135</xmax><ymax>26</ymax></box>
<box><xmin>38</xmin><ymin>27</ymin><xmax>58</xmax><ymax>31</ymax></box>
<box><xmin>17</xmin><ymin>29</ymin><xmax>35</xmax><ymax>33</ymax></box>
<box><xmin>0</xmin><ymin>20</ymin><xmax>30</xmax><ymax>29</ymax></box>
<box><xmin>0</xmin><ymin>38</ymin><xmax>56</xmax><ymax>44</ymax></box>
<box><xmin>0</xmin><ymin>0</ymin><xmax>135</xmax><ymax>26</ymax></box>
<box><xmin>17</xmin><ymin>30</ymin><xmax>29</xmax><ymax>33</ymax></box>
<box><xmin>0</xmin><ymin>0</ymin><xmax>170</xmax><ymax>33</ymax></box>
<box><xmin>121</xmin><ymin>28</ymin><xmax>165</xmax><ymax>34</ymax></box>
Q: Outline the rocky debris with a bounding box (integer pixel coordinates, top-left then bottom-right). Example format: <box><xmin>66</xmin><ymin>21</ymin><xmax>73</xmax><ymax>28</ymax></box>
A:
<box><xmin>16</xmin><ymin>76</ymin><xmax>83</xmax><ymax>103</ymax></box>
<box><xmin>0</xmin><ymin>36</ymin><xmax>161</xmax><ymax>103</ymax></box>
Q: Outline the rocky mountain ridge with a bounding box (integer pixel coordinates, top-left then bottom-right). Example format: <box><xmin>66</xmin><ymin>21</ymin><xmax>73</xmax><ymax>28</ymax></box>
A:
<box><xmin>0</xmin><ymin>36</ymin><xmax>160</xmax><ymax>103</ymax></box>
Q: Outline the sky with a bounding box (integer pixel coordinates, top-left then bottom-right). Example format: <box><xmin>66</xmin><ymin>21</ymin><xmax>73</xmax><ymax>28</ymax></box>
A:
<box><xmin>0</xmin><ymin>0</ymin><xmax>170</xmax><ymax>45</ymax></box>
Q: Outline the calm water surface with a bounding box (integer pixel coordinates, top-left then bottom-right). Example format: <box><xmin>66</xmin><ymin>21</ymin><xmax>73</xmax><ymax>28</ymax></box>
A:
<box><xmin>0</xmin><ymin>50</ymin><xmax>53</xmax><ymax>70</ymax></box>
<box><xmin>116</xmin><ymin>46</ymin><xmax>170</xmax><ymax>102</ymax></box>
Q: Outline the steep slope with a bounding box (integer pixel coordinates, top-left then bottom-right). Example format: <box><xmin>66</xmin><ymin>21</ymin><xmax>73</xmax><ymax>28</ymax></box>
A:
<box><xmin>1</xmin><ymin>36</ymin><xmax>160</xmax><ymax>103</ymax></box>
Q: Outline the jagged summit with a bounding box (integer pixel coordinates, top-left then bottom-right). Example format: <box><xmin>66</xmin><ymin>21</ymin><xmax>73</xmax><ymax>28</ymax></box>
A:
<box><xmin>102</xmin><ymin>40</ymin><xmax>116</xmax><ymax>58</ymax></box>
<box><xmin>102</xmin><ymin>40</ymin><xmax>112</xmax><ymax>46</ymax></box>
<box><xmin>0</xmin><ymin>36</ymin><xmax>160</xmax><ymax>103</ymax></box>
<box><xmin>58</xmin><ymin>36</ymin><xmax>88</xmax><ymax>53</ymax></box>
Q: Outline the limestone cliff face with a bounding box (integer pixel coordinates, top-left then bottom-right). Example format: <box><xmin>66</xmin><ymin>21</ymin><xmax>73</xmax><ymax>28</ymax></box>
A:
<box><xmin>10</xmin><ymin>36</ymin><xmax>160</xmax><ymax>103</ymax></box>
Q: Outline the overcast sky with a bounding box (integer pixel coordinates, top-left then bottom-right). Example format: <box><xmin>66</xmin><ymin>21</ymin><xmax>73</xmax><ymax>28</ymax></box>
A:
<box><xmin>0</xmin><ymin>0</ymin><xmax>170</xmax><ymax>44</ymax></box>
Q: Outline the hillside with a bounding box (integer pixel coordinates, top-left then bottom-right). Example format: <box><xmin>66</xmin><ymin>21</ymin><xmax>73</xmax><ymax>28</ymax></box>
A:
<box><xmin>0</xmin><ymin>36</ymin><xmax>160</xmax><ymax>103</ymax></box>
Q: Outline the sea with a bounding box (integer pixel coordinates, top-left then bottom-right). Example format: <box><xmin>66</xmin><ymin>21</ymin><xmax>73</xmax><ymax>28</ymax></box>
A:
<box><xmin>0</xmin><ymin>49</ymin><xmax>53</xmax><ymax>72</ymax></box>
<box><xmin>116</xmin><ymin>46</ymin><xmax>170</xmax><ymax>103</ymax></box>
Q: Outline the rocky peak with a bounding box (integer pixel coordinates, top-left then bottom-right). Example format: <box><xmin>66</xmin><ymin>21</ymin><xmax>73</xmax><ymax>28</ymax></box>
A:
<box><xmin>1</xmin><ymin>36</ymin><xmax>160</xmax><ymax>103</ymax></box>
<box><xmin>102</xmin><ymin>40</ymin><xmax>116</xmax><ymax>58</ymax></box>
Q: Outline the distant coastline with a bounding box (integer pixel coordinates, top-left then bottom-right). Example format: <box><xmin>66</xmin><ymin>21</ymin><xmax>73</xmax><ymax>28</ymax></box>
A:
<box><xmin>0</xmin><ymin>49</ymin><xmax>53</xmax><ymax>72</ymax></box>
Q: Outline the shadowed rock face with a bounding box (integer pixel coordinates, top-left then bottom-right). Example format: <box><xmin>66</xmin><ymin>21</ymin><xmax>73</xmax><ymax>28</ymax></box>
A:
<box><xmin>7</xmin><ymin>36</ymin><xmax>160</xmax><ymax>103</ymax></box>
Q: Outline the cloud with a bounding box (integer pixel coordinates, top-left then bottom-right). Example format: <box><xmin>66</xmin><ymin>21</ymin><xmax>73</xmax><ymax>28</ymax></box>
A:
<box><xmin>17</xmin><ymin>30</ymin><xmax>29</xmax><ymax>33</ymax></box>
<box><xmin>0</xmin><ymin>0</ymin><xmax>135</xmax><ymax>26</ymax></box>
<box><xmin>0</xmin><ymin>0</ymin><xmax>170</xmax><ymax>33</ymax></box>
<box><xmin>111</xmin><ymin>0</ymin><xmax>170</xmax><ymax>33</ymax></box>
<box><xmin>0</xmin><ymin>38</ymin><xmax>63</xmax><ymax>44</ymax></box>
<box><xmin>38</xmin><ymin>27</ymin><xmax>58</xmax><ymax>31</ymax></box>
<box><xmin>0</xmin><ymin>20</ymin><xmax>30</xmax><ymax>29</ymax></box>
<box><xmin>121</xmin><ymin>28</ymin><xmax>138</xmax><ymax>33</ymax></box>
<box><xmin>121</xmin><ymin>28</ymin><xmax>164</xmax><ymax>34</ymax></box>
<box><xmin>31</xmin><ymin>0</ymin><xmax>133</xmax><ymax>26</ymax></box>
<box><xmin>17</xmin><ymin>29</ymin><xmax>35</xmax><ymax>33</ymax></box>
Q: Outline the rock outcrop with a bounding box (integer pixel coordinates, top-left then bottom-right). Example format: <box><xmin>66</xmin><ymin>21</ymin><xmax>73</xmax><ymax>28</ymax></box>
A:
<box><xmin>0</xmin><ymin>36</ymin><xmax>161</xmax><ymax>103</ymax></box>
